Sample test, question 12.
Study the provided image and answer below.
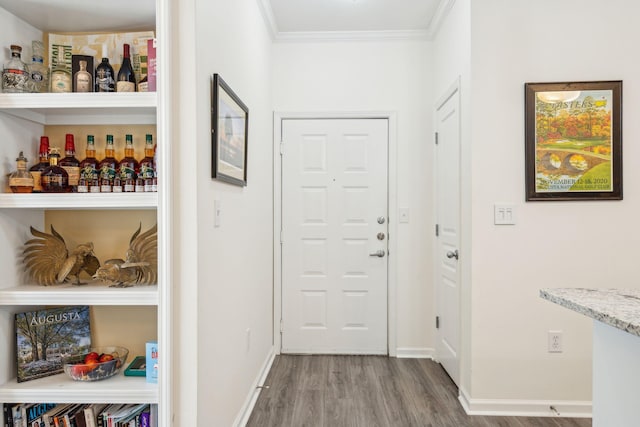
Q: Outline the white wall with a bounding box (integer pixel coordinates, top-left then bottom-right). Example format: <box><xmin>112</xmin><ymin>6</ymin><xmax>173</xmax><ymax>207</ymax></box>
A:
<box><xmin>174</xmin><ymin>0</ymin><xmax>273</xmax><ymax>425</ymax></box>
<box><xmin>273</xmin><ymin>39</ymin><xmax>434</xmax><ymax>353</ymax></box>
<box><xmin>467</xmin><ymin>0</ymin><xmax>640</xmax><ymax>406</ymax></box>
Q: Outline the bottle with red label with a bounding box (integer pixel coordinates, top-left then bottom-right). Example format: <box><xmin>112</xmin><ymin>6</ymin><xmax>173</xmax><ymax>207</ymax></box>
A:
<box><xmin>59</xmin><ymin>134</ymin><xmax>80</xmax><ymax>192</ymax></box>
<box><xmin>29</xmin><ymin>136</ymin><xmax>50</xmax><ymax>193</ymax></box>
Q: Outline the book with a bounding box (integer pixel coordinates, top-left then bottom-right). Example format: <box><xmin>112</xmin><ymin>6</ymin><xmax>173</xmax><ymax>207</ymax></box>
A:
<box><xmin>83</xmin><ymin>404</ymin><xmax>106</xmax><ymax>427</ymax></box>
<box><xmin>145</xmin><ymin>341</ymin><xmax>157</xmax><ymax>384</ymax></box>
<box><xmin>147</xmin><ymin>39</ymin><xmax>156</xmax><ymax>92</ymax></box>
<box><xmin>3</xmin><ymin>403</ymin><xmax>16</xmax><ymax>427</ymax></box>
<box><xmin>42</xmin><ymin>404</ymin><xmax>72</xmax><ymax>427</ymax></box>
<box><xmin>15</xmin><ymin>306</ymin><xmax>91</xmax><ymax>382</ymax></box>
<box><xmin>25</xmin><ymin>403</ymin><xmax>56</xmax><ymax>427</ymax></box>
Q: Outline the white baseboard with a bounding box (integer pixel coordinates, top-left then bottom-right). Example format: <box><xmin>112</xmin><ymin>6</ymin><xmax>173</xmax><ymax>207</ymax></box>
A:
<box><xmin>458</xmin><ymin>387</ymin><xmax>592</xmax><ymax>418</ymax></box>
<box><xmin>395</xmin><ymin>347</ymin><xmax>435</xmax><ymax>359</ymax></box>
<box><xmin>233</xmin><ymin>346</ymin><xmax>277</xmax><ymax>427</ymax></box>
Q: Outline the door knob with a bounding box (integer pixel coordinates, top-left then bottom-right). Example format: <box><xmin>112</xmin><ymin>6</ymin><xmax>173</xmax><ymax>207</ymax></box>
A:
<box><xmin>377</xmin><ymin>232</ymin><xmax>385</xmax><ymax>241</ymax></box>
<box><xmin>369</xmin><ymin>250</ymin><xmax>385</xmax><ymax>257</ymax></box>
<box><xmin>377</xmin><ymin>216</ymin><xmax>386</xmax><ymax>224</ymax></box>
<box><xmin>446</xmin><ymin>250</ymin><xmax>459</xmax><ymax>260</ymax></box>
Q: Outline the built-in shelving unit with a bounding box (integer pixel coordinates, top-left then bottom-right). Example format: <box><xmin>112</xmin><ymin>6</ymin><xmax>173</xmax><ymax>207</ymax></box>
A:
<box><xmin>0</xmin><ymin>0</ymin><xmax>170</xmax><ymax>425</ymax></box>
<box><xmin>0</xmin><ymin>284</ymin><xmax>158</xmax><ymax>306</ymax></box>
<box><xmin>0</xmin><ymin>93</ymin><xmax>157</xmax><ymax>124</ymax></box>
<box><xmin>0</xmin><ymin>374</ymin><xmax>158</xmax><ymax>404</ymax></box>
<box><xmin>0</xmin><ymin>192</ymin><xmax>158</xmax><ymax>209</ymax></box>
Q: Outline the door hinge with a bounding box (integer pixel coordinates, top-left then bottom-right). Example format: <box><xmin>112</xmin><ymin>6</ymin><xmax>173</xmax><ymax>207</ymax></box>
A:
<box><xmin>280</xmin><ymin>142</ymin><xmax>285</xmax><ymax>155</ymax></box>
<box><xmin>435</xmin><ymin>132</ymin><xmax>439</xmax><ymax>145</ymax></box>
<box><xmin>435</xmin><ymin>224</ymin><xmax>439</xmax><ymax>237</ymax></box>
<box><xmin>280</xmin><ymin>319</ymin><xmax>284</xmax><ymax>333</ymax></box>
<box><xmin>436</xmin><ymin>316</ymin><xmax>440</xmax><ymax>329</ymax></box>
<box><xmin>280</xmin><ymin>230</ymin><xmax>283</xmax><ymax>244</ymax></box>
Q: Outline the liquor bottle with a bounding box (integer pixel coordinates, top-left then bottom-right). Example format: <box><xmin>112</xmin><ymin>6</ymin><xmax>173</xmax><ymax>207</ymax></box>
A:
<box><xmin>41</xmin><ymin>148</ymin><xmax>70</xmax><ymax>193</ymax></box>
<box><xmin>29</xmin><ymin>136</ymin><xmax>50</xmax><ymax>193</ymax></box>
<box><xmin>139</xmin><ymin>134</ymin><xmax>156</xmax><ymax>192</ymax></box>
<box><xmin>138</xmin><ymin>75</ymin><xmax>148</xmax><ymax>92</ymax></box>
<box><xmin>79</xmin><ymin>135</ymin><xmax>100</xmax><ymax>193</ymax></box>
<box><xmin>2</xmin><ymin>44</ymin><xmax>30</xmax><ymax>93</ymax></box>
<box><xmin>74</xmin><ymin>60</ymin><xmax>92</xmax><ymax>92</ymax></box>
<box><xmin>9</xmin><ymin>151</ymin><xmax>34</xmax><ymax>193</ymax></box>
<box><xmin>98</xmin><ymin>134</ymin><xmax>118</xmax><ymax>192</ymax></box>
<box><xmin>29</xmin><ymin>40</ymin><xmax>49</xmax><ymax>93</ymax></box>
<box><xmin>50</xmin><ymin>44</ymin><xmax>72</xmax><ymax>93</ymax></box>
<box><xmin>59</xmin><ymin>134</ymin><xmax>80</xmax><ymax>192</ymax></box>
<box><xmin>118</xmin><ymin>134</ymin><xmax>139</xmax><ymax>192</ymax></box>
<box><xmin>95</xmin><ymin>57</ymin><xmax>115</xmax><ymax>92</ymax></box>
<box><xmin>116</xmin><ymin>44</ymin><xmax>136</xmax><ymax>92</ymax></box>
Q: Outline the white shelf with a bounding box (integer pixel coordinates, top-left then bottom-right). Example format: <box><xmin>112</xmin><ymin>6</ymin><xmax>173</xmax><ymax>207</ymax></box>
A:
<box><xmin>0</xmin><ymin>93</ymin><xmax>157</xmax><ymax>125</ymax></box>
<box><xmin>0</xmin><ymin>192</ymin><xmax>158</xmax><ymax>209</ymax></box>
<box><xmin>0</xmin><ymin>284</ymin><xmax>158</xmax><ymax>306</ymax></box>
<box><xmin>0</xmin><ymin>373</ymin><xmax>158</xmax><ymax>404</ymax></box>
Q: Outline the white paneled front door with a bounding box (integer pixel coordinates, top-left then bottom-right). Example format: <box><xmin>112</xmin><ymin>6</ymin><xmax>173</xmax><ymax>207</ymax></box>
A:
<box><xmin>281</xmin><ymin>118</ymin><xmax>388</xmax><ymax>354</ymax></box>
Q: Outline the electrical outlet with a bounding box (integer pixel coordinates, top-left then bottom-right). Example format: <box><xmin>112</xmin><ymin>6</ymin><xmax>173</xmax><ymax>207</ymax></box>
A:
<box><xmin>548</xmin><ymin>331</ymin><xmax>563</xmax><ymax>353</ymax></box>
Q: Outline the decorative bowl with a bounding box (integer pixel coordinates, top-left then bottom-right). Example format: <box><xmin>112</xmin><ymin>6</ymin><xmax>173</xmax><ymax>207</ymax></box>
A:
<box><xmin>63</xmin><ymin>346</ymin><xmax>129</xmax><ymax>381</ymax></box>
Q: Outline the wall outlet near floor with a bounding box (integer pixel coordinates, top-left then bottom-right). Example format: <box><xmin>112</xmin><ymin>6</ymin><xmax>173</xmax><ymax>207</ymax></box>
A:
<box><xmin>548</xmin><ymin>330</ymin><xmax>563</xmax><ymax>353</ymax></box>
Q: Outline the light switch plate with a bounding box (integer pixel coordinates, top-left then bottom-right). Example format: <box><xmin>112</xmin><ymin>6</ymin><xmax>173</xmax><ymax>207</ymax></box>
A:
<box><xmin>494</xmin><ymin>204</ymin><xmax>516</xmax><ymax>225</ymax></box>
<box><xmin>214</xmin><ymin>200</ymin><xmax>222</xmax><ymax>227</ymax></box>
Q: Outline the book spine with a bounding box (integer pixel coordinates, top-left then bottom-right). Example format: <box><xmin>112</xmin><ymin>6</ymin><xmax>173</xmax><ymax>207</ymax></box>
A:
<box><xmin>138</xmin><ymin>413</ymin><xmax>148</xmax><ymax>427</ymax></box>
<box><xmin>3</xmin><ymin>403</ymin><xmax>14</xmax><ymax>427</ymax></box>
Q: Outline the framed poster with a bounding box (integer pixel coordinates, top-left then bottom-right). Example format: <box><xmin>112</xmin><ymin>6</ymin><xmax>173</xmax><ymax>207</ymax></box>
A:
<box><xmin>211</xmin><ymin>74</ymin><xmax>249</xmax><ymax>186</ymax></box>
<box><xmin>524</xmin><ymin>81</ymin><xmax>622</xmax><ymax>201</ymax></box>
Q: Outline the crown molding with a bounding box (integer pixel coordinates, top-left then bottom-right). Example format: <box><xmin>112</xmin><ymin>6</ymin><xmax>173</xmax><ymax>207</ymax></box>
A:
<box><xmin>256</xmin><ymin>0</ymin><xmax>279</xmax><ymax>39</ymax></box>
<box><xmin>257</xmin><ymin>0</ymin><xmax>454</xmax><ymax>42</ymax></box>
<box><xmin>426</xmin><ymin>0</ymin><xmax>456</xmax><ymax>38</ymax></box>
<box><xmin>275</xmin><ymin>29</ymin><xmax>430</xmax><ymax>43</ymax></box>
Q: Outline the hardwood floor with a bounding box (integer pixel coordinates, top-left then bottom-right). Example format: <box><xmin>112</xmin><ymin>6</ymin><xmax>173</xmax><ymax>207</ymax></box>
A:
<box><xmin>247</xmin><ymin>355</ymin><xmax>591</xmax><ymax>427</ymax></box>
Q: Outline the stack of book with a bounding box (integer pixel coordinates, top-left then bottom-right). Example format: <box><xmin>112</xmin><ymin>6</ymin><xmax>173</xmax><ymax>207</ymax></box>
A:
<box><xmin>3</xmin><ymin>402</ymin><xmax>157</xmax><ymax>427</ymax></box>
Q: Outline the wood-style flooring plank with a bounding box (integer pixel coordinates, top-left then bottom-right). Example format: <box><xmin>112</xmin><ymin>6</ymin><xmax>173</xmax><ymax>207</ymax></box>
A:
<box><xmin>246</xmin><ymin>355</ymin><xmax>591</xmax><ymax>427</ymax></box>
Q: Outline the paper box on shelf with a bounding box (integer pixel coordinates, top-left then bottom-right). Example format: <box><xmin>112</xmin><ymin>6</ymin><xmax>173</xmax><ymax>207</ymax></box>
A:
<box><xmin>47</xmin><ymin>31</ymin><xmax>155</xmax><ymax>79</ymax></box>
<box><xmin>147</xmin><ymin>38</ymin><xmax>156</xmax><ymax>92</ymax></box>
<box><xmin>146</xmin><ymin>340</ymin><xmax>158</xmax><ymax>383</ymax></box>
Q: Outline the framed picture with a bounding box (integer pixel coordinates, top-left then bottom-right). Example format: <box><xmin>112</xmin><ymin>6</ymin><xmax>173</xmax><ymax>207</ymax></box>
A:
<box><xmin>524</xmin><ymin>80</ymin><xmax>622</xmax><ymax>201</ymax></box>
<box><xmin>211</xmin><ymin>74</ymin><xmax>249</xmax><ymax>186</ymax></box>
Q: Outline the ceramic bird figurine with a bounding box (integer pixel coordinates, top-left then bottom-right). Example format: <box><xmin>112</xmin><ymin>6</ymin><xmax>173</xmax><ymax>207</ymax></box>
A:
<box><xmin>23</xmin><ymin>226</ymin><xmax>100</xmax><ymax>286</ymax></box>
<box><xmin>93</xmin><ymin>223</ymin><xmax>157</xmax><ymax>287</ymax></box>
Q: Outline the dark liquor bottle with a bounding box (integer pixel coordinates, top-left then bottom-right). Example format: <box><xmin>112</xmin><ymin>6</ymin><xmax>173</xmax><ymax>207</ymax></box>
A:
<box><xmin>116</xmin><ymin>44</ymin><xmax>136</xmax><ymax>92</ymax></box>
<box><xmin>41</xmin><ymin>148</ymin><xmax>70</xmax><ymax>193</ymax></box>
<box><xmin>59</xmin><ymin>134</ymin><xmax>80</xmax><ymax>192</ymax></box>
<box><xmin>29</xmin><ymin>136</ymin><xmax>50</xmax><ymax>193</ymax></box>
<box><xmin>139</xmin><ymin>134</ymin><xmax>156</xmax><ymax>192</ymax></box>
<box><xmin>95</xmin><ymin>57</ymin><xmax>115</xmax><ymax>92</ymax></box>
<box><xmin>118</xmin><ymin>134</ymin><xmax>139</xmax><ymax>192</ymax></box>
<box><xmin>79</xmin><ymin>135</ymin><xmax>99</xmax><ymax>193</ymax></box>
<box><xmin>98</xmin><ymin>135</ymin><xmax>118</xmax><ymax>192</ymax></box>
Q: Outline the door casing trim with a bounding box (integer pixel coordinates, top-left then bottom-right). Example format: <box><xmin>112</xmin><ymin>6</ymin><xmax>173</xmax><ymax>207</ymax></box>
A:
<box><xmin>273</xmin><ymin>111</ymin><xmax>398</xmax><ymax>356</ymax></box>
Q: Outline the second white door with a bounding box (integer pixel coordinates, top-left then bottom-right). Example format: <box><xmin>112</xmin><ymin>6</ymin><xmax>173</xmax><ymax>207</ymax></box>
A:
<box><xmin>281</xmin><ymin>118</ymin><xmax>388</xmax><ymax>354</ymax></box>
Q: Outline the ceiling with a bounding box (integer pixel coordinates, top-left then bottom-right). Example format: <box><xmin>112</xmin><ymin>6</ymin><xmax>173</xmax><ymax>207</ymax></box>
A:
<box><xmin>0</xmin><ymin>0</ymin><xmax>445</xmax><ymax>38</ymax></box>
<box><xmin>267</xmin><ymin>0</ymin><xmax>443</xmax><ymax>34</ymax></box>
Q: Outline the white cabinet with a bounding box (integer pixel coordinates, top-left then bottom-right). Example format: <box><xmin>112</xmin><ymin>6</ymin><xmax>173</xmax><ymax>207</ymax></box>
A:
<box><xmin>0</xmin><ymin>0</ymin><xmax>171</xmax><ymax>425</ymax></box>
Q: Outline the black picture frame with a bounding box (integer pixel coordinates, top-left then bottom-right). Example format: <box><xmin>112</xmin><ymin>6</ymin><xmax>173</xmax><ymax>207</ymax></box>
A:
<box><xmin>524</xmin><ymin>80</ymin><xmax>622</xmax><ymax>201</ymax></box>
<box><xmin>211</xmin><ymin>74</ymin><xmax>249</xmax><ymax>186</ymax></box>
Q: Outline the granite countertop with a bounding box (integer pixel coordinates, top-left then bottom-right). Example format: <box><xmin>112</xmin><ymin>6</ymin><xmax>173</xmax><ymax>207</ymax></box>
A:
<box><xmin>540</xmin><ymin>288</ymin><xmax>640</xmax><ymax>337</ymax></box>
